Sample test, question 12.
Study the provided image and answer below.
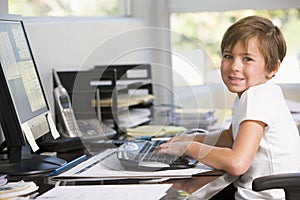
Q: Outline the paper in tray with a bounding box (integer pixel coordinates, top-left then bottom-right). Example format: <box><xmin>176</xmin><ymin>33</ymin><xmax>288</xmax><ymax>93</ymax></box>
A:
<box><xmin>126</xmin><ymin>125</ymin><xmax>187</xmax><ymax>137</ymax></box>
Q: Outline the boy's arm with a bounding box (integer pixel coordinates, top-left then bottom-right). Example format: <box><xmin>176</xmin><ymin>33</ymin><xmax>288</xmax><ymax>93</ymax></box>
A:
<box><xmin>194</xmin><ymin>125</ymin><xmax>233</xmax><ymax>148</ymax></box>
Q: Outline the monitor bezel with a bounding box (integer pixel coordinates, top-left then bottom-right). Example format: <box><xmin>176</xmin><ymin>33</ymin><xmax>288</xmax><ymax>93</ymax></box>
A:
<box><xmin>0</xmin><ymin>14</ymin><xmax>51</xmax><ymax>162</ymax></box>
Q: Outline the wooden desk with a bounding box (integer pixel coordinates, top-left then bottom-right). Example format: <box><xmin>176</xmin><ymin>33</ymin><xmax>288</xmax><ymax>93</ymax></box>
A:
<box><xmin>161</xmin><ymin>171</ymin><xmax>237</xmax><ymax>200</ymax></box>
<box><xmin>53</xmin><ymin>170</ymin><xmax>236</xmax><ymax>200</ymax></box>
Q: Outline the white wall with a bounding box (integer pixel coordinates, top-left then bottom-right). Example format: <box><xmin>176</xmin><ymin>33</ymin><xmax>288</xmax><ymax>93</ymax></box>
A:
<box><xmin>0</xmin><ymin>0</ymin><xmax>7</xmax><ymax>14</ymax></box>
<box><xmin>24</xmin><ymin>17</ymin><xmax>153</xmax><ymax>110</ymax></box>
<box><xmin>131</xmin><ymin>0</ymin><xmax>173</xmax><ymax>105</ymax></box>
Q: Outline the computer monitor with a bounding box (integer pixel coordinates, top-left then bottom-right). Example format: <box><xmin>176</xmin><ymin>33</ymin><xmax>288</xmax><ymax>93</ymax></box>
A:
<box><xmin>0</xmin><ymin>15</ymin><xmax>65</xmax><ymax>178</ymax></box>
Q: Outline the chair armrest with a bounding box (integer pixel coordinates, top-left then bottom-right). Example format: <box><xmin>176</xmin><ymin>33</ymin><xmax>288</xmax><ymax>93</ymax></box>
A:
<box><xmin>252</xmin><ymin>173</ymin><xmax>300</xmax><ymax>191</ymax></box>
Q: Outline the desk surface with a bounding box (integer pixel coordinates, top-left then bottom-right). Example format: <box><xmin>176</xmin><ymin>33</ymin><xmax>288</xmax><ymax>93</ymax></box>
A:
<box><xmin>163</xmin><ymin>172</ymin><xmax>237</xmax><ymax>199</ymax></box>
<box><xmin>31</xmin><ymin>149</ymin><xmax>236</xmax><ymax>200</ymax></box>
<box><xmin>37</xmin><ymin>108</ymin><xmax>235</xmax><ymax>199</ymax></box>
<box><xmin>52</xmin><ymin>170</ymin><xmax>234</xmax><ymax>200</ymax></box>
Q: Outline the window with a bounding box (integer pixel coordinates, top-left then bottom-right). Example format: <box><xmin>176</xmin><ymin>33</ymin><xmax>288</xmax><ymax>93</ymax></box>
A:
<box><xmin>169</xmin><ymin>8</ymin><xmax>300</xmax><ymax>114</ymax></box>
<box><xmin>171</xmin><ymin>9</ymin><xmax>300</xmax><ymax>85</ymax></box>
<box><xmin>8</xmin><ymin>0</ymin><xmax>124</xmax><ymax>17</ymax></box>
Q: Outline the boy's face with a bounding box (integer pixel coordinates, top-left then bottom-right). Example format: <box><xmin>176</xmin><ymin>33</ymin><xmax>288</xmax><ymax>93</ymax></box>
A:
<box><xmin>220</xmin><ymin>38</ymin><xmax>273</xmax><ymax>97</ymax></box>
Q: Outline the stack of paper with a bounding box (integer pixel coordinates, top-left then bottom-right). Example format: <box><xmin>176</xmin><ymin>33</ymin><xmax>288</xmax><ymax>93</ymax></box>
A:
<box><xmin>36</xmin><ymin>184</ymin><xmax>172</xmax><ymax>200</ymax></box>
<box><xmin>53</xmin><ymin>148</ymin><xmax>213</xmax><ymax>181</ymax></box>
<box><xmin>286</xmin><ymin>99</ymin><xmax>300</xmax><ymax>123</ymax></box>
<box><xmin>0</xmin><ymin>180</ymin><xmax>39</xmax><ymax>199</ymax></box>
<box><xmin>118</xmin><ymin>108</ymin><xmax>151</xmax><ymax>128</ymax></box>
<box><xmin>94</xmin><ymin>94</ymin><xmax>155</xmax><ymax>108</ymax></box>
<box><xmin>173</xmin><ymin>109</ymin><xmax>217</xmax><ymax>129</ymax></box>
<box><xmin>126</xmin><ymin>125</ymin><xmax>187</xmax><ymax>137</ymax></box>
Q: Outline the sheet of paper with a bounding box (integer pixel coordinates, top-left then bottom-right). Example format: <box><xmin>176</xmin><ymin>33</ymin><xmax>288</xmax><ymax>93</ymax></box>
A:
<box><xmin>36</xmin><ymin>184</ymin><xmax>172</xmax><ymax>200</ymax></box>
<box><xmin>21</xmin><ymin>123</ymin><xmax>39</xmax><ymax>152</ymax></box>
<box><xmin>53</xmin><ymin>149</ymin><xmax>212</xmax><ymax>181</ymax></box>
<box><xmin>47</xmin><ymin>112</ymin><xmax>60</xmax><ymax>139</ymax></box>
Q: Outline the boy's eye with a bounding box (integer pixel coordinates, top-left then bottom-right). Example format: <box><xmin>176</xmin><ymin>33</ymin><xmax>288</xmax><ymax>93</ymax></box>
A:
<box><xmin>243</xmin><ymin>57</ymin><xmax>252</xmax><ymax>62</ymax></box>
<box><xmin>223</xmin><ymin>54</ymin><xmax>232</xmax><ymax>59</ymax></box>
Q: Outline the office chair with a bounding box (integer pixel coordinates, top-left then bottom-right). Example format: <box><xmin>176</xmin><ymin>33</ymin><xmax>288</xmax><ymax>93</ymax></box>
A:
<box><xmin>252</xmin><ymin>173</ymin><xmax>300</xmax><ymax>200</ymax></box>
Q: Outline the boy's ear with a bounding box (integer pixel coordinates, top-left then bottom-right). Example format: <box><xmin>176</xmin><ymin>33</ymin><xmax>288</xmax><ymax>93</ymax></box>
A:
<box><xmin>267</xmin><ymin>60</ymin><xmax>281</xmax><ymax>79</ymax></box>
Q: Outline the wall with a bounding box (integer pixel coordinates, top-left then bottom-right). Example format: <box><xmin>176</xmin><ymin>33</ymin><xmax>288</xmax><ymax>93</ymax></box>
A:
<box><xmin>24</xmin><ymin>17</ymin><xmax>152</xmax><ymax>111</ymax></box>
<box><xmin>131</xmin><ymin>0</ymin><xmax>173</xmax><ymax>104</ymax></box>
<box><xmin>0</xmin><ymin>0</ymin><xmax>7</xmax><ymax>14</ymax></box>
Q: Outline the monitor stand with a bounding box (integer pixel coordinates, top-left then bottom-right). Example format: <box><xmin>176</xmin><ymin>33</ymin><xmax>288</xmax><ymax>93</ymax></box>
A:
<box><xmin>0</xmin><ymin>145</ymin><xmax>66</xmax><ymax>181</ymax></box>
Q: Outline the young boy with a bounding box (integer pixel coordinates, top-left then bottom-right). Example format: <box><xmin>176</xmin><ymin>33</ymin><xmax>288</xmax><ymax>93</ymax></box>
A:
<box><xmin>157</xmin><ymin>16</ymin><xmax>300</xmax><ymax>199</ymax></box>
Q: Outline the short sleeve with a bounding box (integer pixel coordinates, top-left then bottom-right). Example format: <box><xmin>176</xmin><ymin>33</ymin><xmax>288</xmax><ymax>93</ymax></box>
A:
<box><xmin>234</xmin><ymin>83</ymin><xmax>283</xmax><ymax>128</ymax></box>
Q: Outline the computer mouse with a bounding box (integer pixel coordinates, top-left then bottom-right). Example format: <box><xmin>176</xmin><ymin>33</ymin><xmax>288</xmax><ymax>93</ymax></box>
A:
<box><xmin>118</xmin><ymin>142</ymin><xmax>139</xmax><ymax>151</ymax></box>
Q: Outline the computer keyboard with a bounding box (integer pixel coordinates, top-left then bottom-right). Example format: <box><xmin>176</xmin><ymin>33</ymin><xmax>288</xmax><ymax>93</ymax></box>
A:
<box><xmin>117</xmin><ymin>140</ymin><xmax>197</xmax><ymax>171</ymax></box>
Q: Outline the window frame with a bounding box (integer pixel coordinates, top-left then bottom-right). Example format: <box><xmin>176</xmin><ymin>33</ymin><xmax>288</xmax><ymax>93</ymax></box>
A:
<box><xmin>3</xmin><ymin>0</ymin><xmax>131</xmax><ymax>17</ymax></box>
<box><xmin>169</xmin><ymin>0</ymin><xmax>300</xmax><ymax>13</ymax></box>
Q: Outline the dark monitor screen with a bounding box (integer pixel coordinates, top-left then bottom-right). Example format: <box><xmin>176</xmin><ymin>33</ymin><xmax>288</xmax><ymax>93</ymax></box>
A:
<box><xmin>0</xmin><ymin>15</ymin><xmax>52</xmax><ymax>157</ymax></box>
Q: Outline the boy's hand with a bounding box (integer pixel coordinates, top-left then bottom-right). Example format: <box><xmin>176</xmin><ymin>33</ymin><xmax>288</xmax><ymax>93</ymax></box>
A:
<box><xmin>167</xmin><ymin>133</ymin><xmax>196</xmax><ymax>144</ymax></box>
<box><xmin>156</xmin><ymin>141</ymin><xmax>194</xmax><ymax>156</ymax></box>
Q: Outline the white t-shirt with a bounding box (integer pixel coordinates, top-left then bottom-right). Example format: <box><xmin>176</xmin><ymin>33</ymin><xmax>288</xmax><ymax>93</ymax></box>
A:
<box><xmin>231</xmin><ymin>82</ymin><xmax>300</xmax><ymax>200</ymax></box>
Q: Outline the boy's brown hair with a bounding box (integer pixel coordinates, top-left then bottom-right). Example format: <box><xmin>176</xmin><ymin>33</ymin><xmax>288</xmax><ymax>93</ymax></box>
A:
<box><xmin>221</xmin><ymin>15</ymin><xmax>287</xmax><ymax>73</ymax></box>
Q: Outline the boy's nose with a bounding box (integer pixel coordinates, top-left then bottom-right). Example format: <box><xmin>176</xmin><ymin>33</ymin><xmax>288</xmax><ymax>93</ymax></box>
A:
<box><xmin>231</xmin><ymin>60</ymin><xmax>242</xmax><ymax>71</ymax></box>
<box><xmin>232</xmin><ymin>65</ymin><xmax>241</xmax><ymax>71</ymax></box>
